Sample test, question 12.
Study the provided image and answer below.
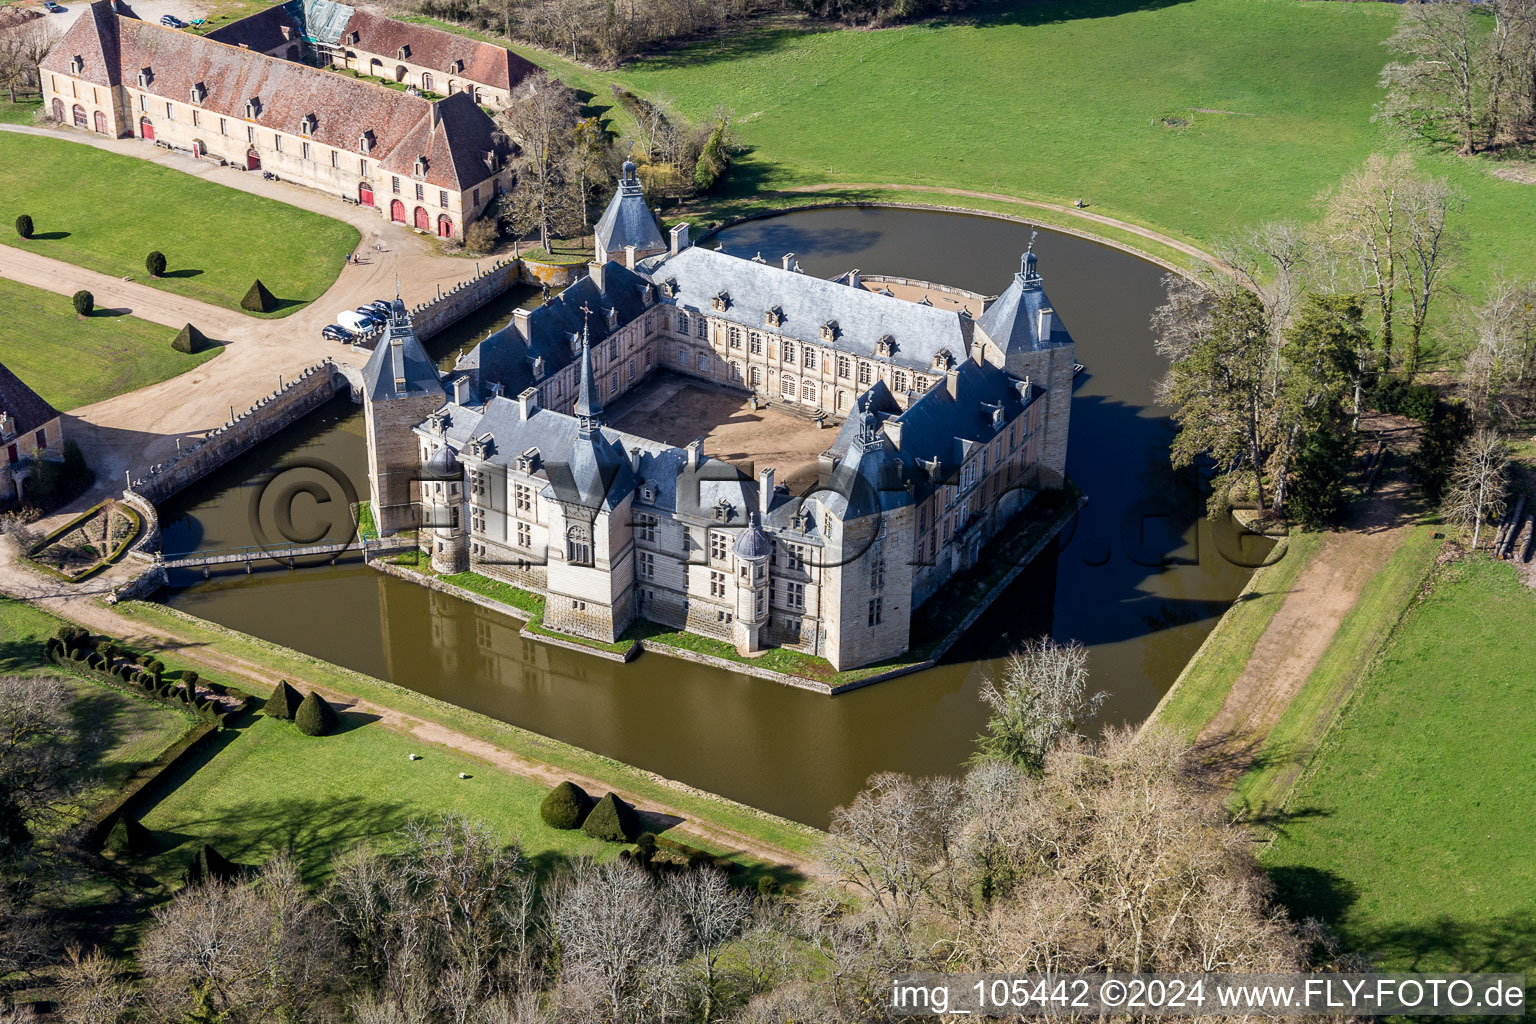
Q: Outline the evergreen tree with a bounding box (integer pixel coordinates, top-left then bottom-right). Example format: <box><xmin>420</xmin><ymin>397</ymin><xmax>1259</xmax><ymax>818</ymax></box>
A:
<box><xmin>264</xmin><ymin>679</ymin><xmax>302</xmax><ymax>720</ymax></box>
<box><xmin>294</xmin><ymin>691</ymin><xmax>338</xmax><ymax>736</ymax></box>
<box><xmin>540</xmin><ymin>780</ymin><xmax>595</xmax><ymax>829</ymax></box>
<box><xmin>582</xmin><ymin>791</ymin><xmax>640</xmax><ymax>842</ymax></box>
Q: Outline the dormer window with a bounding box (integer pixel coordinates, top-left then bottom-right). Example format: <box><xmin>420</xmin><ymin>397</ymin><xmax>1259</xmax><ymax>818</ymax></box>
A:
<box><xmin>515</xmin><ymin>447</ymin><xmax>540</xmax><ymax>473</ymax></box>
<box><xmin>932</xmin><ymin>348</ymin><xmax>954</xmax><ymax>371</ymax></box>
<box><xmin>764</xmin><ymin>306</ymin><xmax>784</xmax><ymax>328</ymax></box>
<box><xmin>661</xmin><ymin>279</ymin><xmax>679</xmax><ymax>298</ymax></box>
<box><xmin>712</xmin><ymin>290</ymin><xmax>730</xmax><ymax>312</ymax></box>
<box><xmin>641</xmin><ymin>482</ymin><xmax>656</xmax><ymax>502</ymax></box>
<box><xmin>358</xmin><ymin>131</ymin><xmax>373</xmax><ymax>154</ymax></box>
<box><xmin>531</xmin><ymin>355</ymin><xmax>545</xmax><ymax>378</ymax></box>
<box><xmin>413</xmin><ymin>156</ymin><xmax>428</xmax><ymax>177</ymax></box>
<box><xmin>482</xmin><ymin>149</ymin><xmax>496</xmax><ymax>171</ymax></box>
<box><xmin>713</xmin><ymin>498</ymin><xmax>735</xmax><ymax>523</ymax></box>
<box><xmin>299</xmin><ymin>113</ymin><xmax>317</xmax><ymax>136</ymax></box>
<box><xmin>189</xmin><ymin>83</ymin><xmax>206</xmax><ymax>105</ymax></box>
<box><xmin>820</xmin><ymin>320</ymin><xmax>839</xmax><ymax>342</ymax></box>
<box><xmin>349</xmin><ymin>30</ymin><xmax>360</xmax><ymax>43</ymax></box>
<box><xmin>451</xmin><ymin>58</ymin><xmax>464</xmax><ymax>73</ymax></box>
<box><xmin>69</xmin><ymin>56</ymin><xmax>83</xmax><ymax>75</ymax></box>
<box><xmin>875</xmin><ymin>335</ymin><xmax>896</xmax><ymax>358</ymax></box>
<box><xmin>136</xmin><ymin>68</ymin><xmax>152</xmax><ymax>88</ymax></box>
<box><xmin>643</xmin><ymin>283</ymin><xmax>655</xmax><ymax>307</ymax></box>
<box><xmin>244</xmin><ymin>97</ymin><xmax>261</xmax><ymax>119</ymax></box>
<box><xmin>397</xmin><ymin>44</ymin><xmax>410</xmax><ymax>59</ymax></box>
<box><xmin>606</xmin><ymin>307</ymin><xmax>618</xmax><ymax>330</ymax></box>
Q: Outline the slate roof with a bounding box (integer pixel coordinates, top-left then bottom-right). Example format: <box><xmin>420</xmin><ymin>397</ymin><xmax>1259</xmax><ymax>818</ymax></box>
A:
<box><xmin>340</xmin><ymin>10</ymin><xmax>537</xmax><ymax>92</ymax></box>
<box><xmin>0</xmin><ymin>362</ymin><xmax>60</xmax><ymax>441</ymax></box>
<box><xmin>362</xmin><ymin>312</ymin><xmax>447</xmax><ymax>402</ymax></box>
<box><xmin>594</xmin><ymin>163</ymin><xmax>665</xmax><ymax>258</ymax></box>
<box><xmin>205</xmin><ymin>4</ymin><xmax>303</xmax><ymax>52</ymax></box>
<box><xmin>42</xmin><ymin>3</ymin><xmax>510</xmax><ymax>192</ymax></box>
<box><xmin>732</xmin><ymin>510</ymin><xmax>774</xmax><ymax>559</ymax></box>
<box><xmin>975</xmin><ymin>255</ymin><xmax>1074</xmax><ymax>377</ymax></box>
<box><xmin>641</xmin><ymin>246</ymin><xmax>975</xmax><ymax>375</ymax></box>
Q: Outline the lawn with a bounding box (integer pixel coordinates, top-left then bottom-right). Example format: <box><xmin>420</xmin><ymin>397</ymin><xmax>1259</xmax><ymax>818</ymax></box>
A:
<box><xmin>130</xmin><ymin>714</ymin><xmax>621</xmax><ymax>886</ymax></box>
<box><xmin>0</xmin><ymin>276</ymin><xmax>221</xmax><ymax>410</ymax></box>
<box><xmin>1263</xmin><ymin>556</ymin><xmax>1536</xmax><ymax>973</ymax></box>
<box><xmin>0</xmin><ymin>97</ymin><xmax>41</xmax><ymax>125</ymax></box>
<box><xmin>0</xmin><ymin>133</ymin><xmax>357</xmax><ymax>315</ymax></box>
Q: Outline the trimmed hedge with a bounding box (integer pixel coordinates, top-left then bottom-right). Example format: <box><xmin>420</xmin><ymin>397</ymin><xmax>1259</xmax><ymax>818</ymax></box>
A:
<box><xmin>264</xmin><ymin>680</ymin><xmax>302</xmax><ymax>720</ymax></box>
<box><xmin>241</xmin><ymin>279</ymin><xmax>277</xmax><ymax>313</ymax></box>
<box><xmin>72</xmin><ymin>290</ymin><xmax>93</xmax><ymax>316</ymax></box>
<box><xmin>15</xmin><ymin>213</ymin><xmax>33</xmax><ymax>239</ymax></box>
<box><xmin>172</xmin><ymin>322</ymin><xmax>210</xmax><ymax>354</ymax></box>
<box><xmin>146</xmin><ymin>250</ymin><xmax>167</xmax><ymax>277</ymax></box>
<box><xmin>540</xmin><ymin>780</ymin><xmax>595</xmax><ymax>830</ymax></box>
<box><xmin>105</xmin><ymin>816</ymin><xmax>158</xmax><ymax>858</ymax></box>
<box><xmin>582</xmin><ymin>792</ymin><xmax>640</xmax><ymax>843</ymax></box>
<box><xmin>294</xmin><ymin>691</ymin><xmax>338</xmax><ymax>736</ymax></box>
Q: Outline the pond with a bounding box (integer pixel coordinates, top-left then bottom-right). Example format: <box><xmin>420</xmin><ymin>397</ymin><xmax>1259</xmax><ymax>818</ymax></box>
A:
<box><xmin>158</xmin><ymin>206</ymin><xmax>1270</xmax><ymax>827</ymax></box>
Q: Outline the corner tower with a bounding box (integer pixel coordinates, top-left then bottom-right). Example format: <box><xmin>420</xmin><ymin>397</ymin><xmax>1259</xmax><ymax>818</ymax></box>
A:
<box><xmin>362</xmin><ymin>297</ymin><xmax>448</xmax><ymax>534</ymax></box>
<box><xmin>593</xmin><ymin>160</ymin><xmax>666</xmax><ymax>266</ymax></box>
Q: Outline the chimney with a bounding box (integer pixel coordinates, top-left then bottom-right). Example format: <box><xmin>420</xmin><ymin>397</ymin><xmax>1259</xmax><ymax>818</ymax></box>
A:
<box><xmin>848</xmin><ymin>268</ymin><xmax>861</xmax><ymax>289</ymax></box>
<box><xmin>429</xmin><ymin>103</ymin><xmax>441</xmax><ymax>130</ymax></box>
<box><xmin>589</xmin><ymin>261</ymin><xmax>605</xmax><ymax>291</ymax></box>
<box><xmin>781</xmin><ymin>252</ymin><xmax>795</xmax><ymax>271</ymax></box>
<box><xmin>669</xmin><ymin>222</ymin><xmax>690</xmax><ymax>256</ymax></box>
<box><xmin>630</xmin><ymin>446</ymin><xmax>643</xmax><ymax>473</ymax></box>
<box><xmin>517</xmin><ymin>386</ymin><xmax>539</xmax><ymax>418</ymax></box>
<box><xmin>758</xmin><ymin>466</ymin><xmax>774</xmax><ymax>516</ymax></box>
<box><xmin>945</xmin><ymin>366</ymin><xmax>961</xmax><ymax>399</ymax></box>
<box><xmin>513</xmin><ymin>306</ymin><xmax>531</xmax><ymax>334</ymax></box>
<box><xmin>280</xmin><ymin>24</ymin><xmax>292</xmax><ymax>39</ymax></box>
<box><xmin>685</xmin><ymin>437</ymin><xmax>706</xmax><ymax>470</ymax></box>
<box><xmin>883</xmin><ymin>419</ymin><xmax>903</xmax><ymax>448</ymax></box>
<box><xmin>624</xmin><ymin>244</ymin><xmax>637</xmax><ymax>269</ymax></box>
<box><xmin>1037</xmin><ymin>306</ymin><xmax>1054</xmax><ymax>341</ymax></box>
<box><xmin>452</xmin><ymin>375</ymin><xmax>472</xmax><ymax>405</ymax></box>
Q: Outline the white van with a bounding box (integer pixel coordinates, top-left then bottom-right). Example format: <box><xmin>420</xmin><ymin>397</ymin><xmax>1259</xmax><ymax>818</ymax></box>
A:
<box><xmin>337</xmin><ymin>310</ymin><xmax>377</xmax><ymax>333</ymax></box>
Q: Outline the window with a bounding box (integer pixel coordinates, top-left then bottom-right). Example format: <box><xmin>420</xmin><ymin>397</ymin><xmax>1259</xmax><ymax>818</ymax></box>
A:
<box><xmin>219</xmin><ymin>117</ymin><xmax>227</xmax><ymax>135</ymax></box>
<box><xmin>785</xmin><ymin>544</ymin><xmax>804</xmax><ymax>571</ymax></box>
<box><xmin>868</xmin><ymin>597</ymin><xmax>883</xmax><ymax>626</ymax></box>
<box><xmin>678</xmin><ymin>346</ymin><xmax>688</xmax><ymax>365</ymax></box>
<box><xmin>392</xmin><ymin>175</ymin><xmax>400</xmax><ymax>193</ymax></box>
<box><xmin>415</xmin><ymin>183</ymin><xmax>424</xmax><ymax>201</ymax></box>
<box><xmin>801</xmin><ymin>381</ymin><xmax>817</xmax><ymax>404</ymax></box>
<box><xmin>677</xmin><ymin>312</ymin><xmax>690</xmax><ymax>335</ymax></box>
<box><xmin>514</xmin><ymin>483</ymin><xmax>532</xmax><ymax>512</ymax></box>
<box><xmin>609</xmin><ymin>370</ymin><xmax>618</xmax><ymax>394</ymax></box>
<box><xmin>302</xmin><ymin>141</ymin><xmax>311</xmax><ymax>160</ymax></box>
<box><xmin>782</xmin><ymin>617</ymin><xmax>802</xmax><ymax>639</ymax></box>
<box><xmin>472</xmin><ymin>187</ymin><xmax>479</xmax><ymax>206</ymax></box>
<box><xmin>246</xmin><ymin>125</ymin><xmax>254</xmax><ymax>143</ymax></box>
<box><xmin>361</xmin><ymin>159</ymin><xmax>368</xmax><ymax>175</ymax></box>
<box><xmin>567</xmin><ymin>525</ymin><xmax>592</xmax><ymax>565</ymax></box>
<box><xmin>471</xmin><ymin>507</ymin><xmax>485</xmax><ymax>533</ymax></box>
<box><xmin>803</xmin><ymin>347</ymin><xmax>816</xmax><ymax>370</ymax></box>
<box><xmin>637</xmin><ymin>513</ymin><xmax>656</xmax><ymax>543</ymax></box>
<box><xmin>697</xmin><ymin>353</ymin><xmax>708</xmax><ymax>372</ymax></box>
<box><xmin>780</xmin><ymin>375</ymin><xmax>796</xmax><ymax>400</ymax></box>
<box><xmin>439</xmin><ymin>190</ymin><xmax>448</xmax><ymax>208</ymax></box>
<box><xmin>786</xmin><ymin>581</ymin><xmax>805</xmax><ymax>610</ymax></box>
<box><xmin>516</xmin><ymin>521</ymin><xmax>531</xmax><ymax>548</ymax></box>
<box><xmin>858</xmin><ymin>362</ymin><xmax>872</xmax><ymax>385</ymax></box>
<box><xmin>870</xmin><ymin>558</ymin><xmax>885</xmax><ymax>591</ymax></box>
<box><xmin>728</xmin><ymin>326</ymin><xmax>741</xmax><ymax>349</ymax></box>
<box><xmin>709</xmin><ymin>570</ymin><xmax>727</xmax><ymax>598</ymax></box>
<box><xmin>893</xmin><ymin>370</ymin><xmax>907</xmax><ymax>392</ymax></box>
<box><xmin>192</xmin><ymin>109</ymin><xmax>199</xmax><ymax>127</ymax></box>
<box><xmin>749</xmin><ymin>332</ymin><xmax>762</xmax><ymax>354</ymax></box>
<box><xmin>749</xmin><ymin>366</ymin><xmax>762</xmax><ymax>388</ymax></box>
<box><xmin>638</xmin><ymin>551</ymin><xmax>655</xmax><ymax>580</ymax></box>
<box><xmin>695</xmin><ymin>318</ymin><xmax>707</xmax><ymax>339</ymax></box>
<box><xmin>165</xmin><ymin>101</ymin><xmax>173</xmax><ymax>118</ymax></box>
<box><xmin>709</xmin><ymin>531</ymin><xmax>728</xmax><ymax>561</ymax></box>
<box><xmin>782</xmin><ymin>341</ymin><xmax>796</xmax><ymax>363</ymax></box>
<box><xmin>331</xmin><ymin>150</ymin><xmax>339</xmax><ymax>168</ymax></box>
<box><xmin>837</xmin><ymin>355</ymin><xmax>851</xmax><ymax>379</ymax></box>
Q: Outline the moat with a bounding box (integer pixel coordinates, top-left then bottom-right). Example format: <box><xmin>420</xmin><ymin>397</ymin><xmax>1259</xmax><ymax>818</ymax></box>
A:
<box><xmin>157</xmin><ymin>207</ymin><xmax>1273</xmax><ymax>827</ymax></box>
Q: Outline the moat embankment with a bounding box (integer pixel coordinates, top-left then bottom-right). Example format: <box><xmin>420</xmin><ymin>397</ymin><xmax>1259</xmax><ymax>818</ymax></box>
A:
<box><xmin>154</xmin><ymin>208</ymin><xmax>1274</xmax><ymax>827</ymax></box>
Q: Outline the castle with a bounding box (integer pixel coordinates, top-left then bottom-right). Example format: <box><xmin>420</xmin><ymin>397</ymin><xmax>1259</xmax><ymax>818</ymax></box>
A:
<box><xmin>39</xmin><ymin>0</ymin><xmax>526</xmax><ymax>240</ymax></box>
<box><xmin>362</xmin><ymin>166</ymin><xmax>1076</xmax><ymax>671</ymax></box>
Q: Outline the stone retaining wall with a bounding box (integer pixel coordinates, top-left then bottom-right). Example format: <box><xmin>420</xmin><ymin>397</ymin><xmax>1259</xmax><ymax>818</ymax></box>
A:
<box><xmin>130</xmin><ymin>360</ymin><xmax>348</xmax><ymax>504</ymax></box>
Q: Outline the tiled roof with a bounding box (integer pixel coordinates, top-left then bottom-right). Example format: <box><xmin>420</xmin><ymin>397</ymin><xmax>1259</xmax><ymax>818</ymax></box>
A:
<box><xmin>0</xmin><ymin>361</ymin><xmax>60</xmax><ymax>441</ymax></box>
<box><xmin>41</xmin><ymin>2</ymin><xmax>509</xmax><ymax>191</ymax></box>
<box><xmin>339</xmin><ymin>10</ymin><xmax>537</xmax><ymax>92</ymax></box>
<box><xmin>205</xmin><ymin>4</ymin><xmax>303</xmax><ymax>53</ymax></box>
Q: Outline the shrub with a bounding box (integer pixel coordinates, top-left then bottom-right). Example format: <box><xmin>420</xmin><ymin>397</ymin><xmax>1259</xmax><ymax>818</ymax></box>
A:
<box><xmin>72</xmin><ymin>290</ymin><xmax>93</xmax><ymax>316</ymax></box>
<box><xmin>179</xmin><ymin>683</ymin><xmax>195</xmax><ymax>704</ymax></box>
<box><xmin>464</xmin><ymin>218</ymin><xmax>499</xmax><ymax>255</ymax></box>
<box><xmin>70</xmin><ymin>649</ymin><xmax>88</xmax><ymax>662</ymax></box>
<box><xmin>105</xmin><ymin>816</ymin><xmax>157</xmax><ymax>858</ymax></box>
<box><xmin>99</xmin><ymin>642</ymin><xmax>119</xmax><ymax>663</ymax></box>
<box><xmin>634</xmin><ymin>831</ymin><xmax>657</xmax><ymax>866</ymax></box>
<box><xmin>240</xmin><ymin>279</ymin><xmax>277</xmax><ymax>313</ymax></box>
<box><xmin>15</xmin><ymin>214</ymin><xmax>33</xmax><ymax>239</ymax></box>
<box><xmin>146</xmin><ymin>251</ymin><xmax>167</xmax><ymax>277</ymax></box>
<box><xmin>582</xmin><ymin>792</ymin><xmax>640</xmax><ymax>843</ymax></box>
<box><xmin>756</xmin><ymin>875</ymin><xmax>779</xmax><ymax>897</ymax></box>
<box><xmin>181</xmin><ymin>671</ymin><xmax>200</xmax><ymax>687</ymax></box>
<box><xmin>185</xmin><ymin>843</ymin><xmax>238</xmax><ymax>886</ymax></box>
<box><xmin>264</xmin><ymin>680</ymin><xmax>302</xmax><ymax>719</ymax></box>
<box><xmin>295</xmin><ymin>691</ymin><xmax>338</xmax><ymax>736</ymax></box>
<box><xmin>86</xmin><ymin>652</ymin><xmax>105</xmax><ymax>670</ymax></box>
<box><xmin>55</xmin><ymin>625</ymin><xmax>90</xmax><ymax>650</ymax></box>
<box><xmin>172</xmin><ymin>323</ymin><xmax>209</xmax><ymax>354</ymax></box>
<box><xmin>148</xmin><ymin>659</ymin><xmax>165</xmax><ymax>675</ymax></box>
<box><xmin>539</xmin><ymin>780</ymin><xmax>595</xmax><ymax>830</ymax></box>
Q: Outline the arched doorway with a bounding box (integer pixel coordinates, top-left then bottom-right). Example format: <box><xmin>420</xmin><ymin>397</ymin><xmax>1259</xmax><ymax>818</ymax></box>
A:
<box><xmin>369</xmin><ymin>58</ymin><xmax>383</xmax><ymax>77</ymax></box>
<box><xmin>246</xmin><ymin>147</ymin><xmax>260</xmax><ymax>171</ymax></box>
<box><xmin>390</xmin><ymin>199</ymin><xmax>406</xmax><ymax>223</ymax></box>
<box><xmin>437</xmin><ymin>214</ymin><xmax>452</xmax><ymax>238</ymax></box>
<box><xmin>94</xmin><ymin>110</ymin><xmax>108</xmax><ymax>134</ymax></box>
<box><xmin>71</xmin><ymin>103</ymin><xmax>86</xmax><ymax>128</ymax></box>
<box><xmin>413</xmin><ymin>206</ymin><xmax>429</xmax><ymax>231</ymax></box>
<box><xmin>395</xmin><ymin>65</ymin><xmax>407</xmax><ymax>83</ymax></box>
<box><xmin>51</xmin><ymin>98</ymin><xmax>64</xmax><ymax>122</ymax></box>
<box><xmin>191</xmin><ymin>139</ymin><xmax>206</xmax><ymax>157</ymax></box>
<box><xmin>359</xmin><ymin>181</ymin><xmax>374</xmax><ymax>206</ymax></box>
<box><xmin>138</xmin><ymin>116</ymin><xmax>154</xmax><ymax>140</ymax></box>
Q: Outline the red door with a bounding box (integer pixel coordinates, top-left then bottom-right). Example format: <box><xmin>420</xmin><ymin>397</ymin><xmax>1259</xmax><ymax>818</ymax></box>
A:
<box><xmin>246</xmin><ymin>148</ymin><xmax>260</xmax><ymax>171</ymax></box>
<box><xmin>359</xmin><ymin>182</ymin><xmax>374</xmax><ymax>206</ymax></box>
<box><xmin>413</xmin><ymin>206</ymin><xmax>429</xmax><ymax>231</ymax></box>
<box><xmin>437</xmin><ymin>214</ymin><xmax>452</xmax><ymax>238</ymax></box>
<box><xmin>390</xmin><ymin>199</ymin><xmax>406</xmax><ymax>224</ymax></box>
<box><xmin>139</xmin><ymin>116</ymin><xmax>154</xmax><ymax>140</ymax></box>
<box><xmin>72</xmin><ymin>104</ymin><xmax>86</xmax><ymax>128</ymax></box>
<box><xmin>94</xmin><ymin>110</ymin><xmax>108</xmax><ymax>134</ymax></box>
<box><xmin>5</xmin><ymin>444</ymin><xmax>17</xmax><ymax>465</ymax></box>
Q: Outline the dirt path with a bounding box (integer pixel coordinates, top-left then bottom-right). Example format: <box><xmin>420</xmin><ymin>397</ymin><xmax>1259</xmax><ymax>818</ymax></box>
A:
<box><xmin>1196</xmin><ymin>419</ymin><xmax>1421</xmax><ymax>777</ymax></box>
<box><xmin>780</xmin><ymin>181</ymin><xmax>1224</xmax><ymax>272</ymax></box>
<box><xmin>0</xmin><ymin>546</ymin><xmax>820</xmax><ymax>877</ymax></box>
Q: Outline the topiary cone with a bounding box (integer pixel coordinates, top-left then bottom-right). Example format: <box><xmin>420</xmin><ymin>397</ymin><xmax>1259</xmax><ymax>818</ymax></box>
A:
<box><xmin>240</xmin><ymin>279</ymin><xmax>277</xmax><ymax>313</ymax></box>
<box><xmin>540</xmin><ymin>780</ymin><xmax>595</xmax><ymax>829</ymax></box>
<box><xmin>105</xmin><ymin>816</ymin><xmax>158</xmax><ymax>858</ymax></box>
<box><xmin>582</xmin><ymin>792</ymin><xmax>640</xmax><ymax>843</ymax></box>
<box><xmin>295</xmin><ymin>690</ymin><xmax>338</xmax><ymax>736</ymax></box>
<box><xmin>264</xmin><ymin>679</ymin><xmax>302</xmax><ymax>720</ymax></box>
<box><xmin>172</xmin><ymin>323</ymin><xmax>208</xmax><ymax>354</ymax></box>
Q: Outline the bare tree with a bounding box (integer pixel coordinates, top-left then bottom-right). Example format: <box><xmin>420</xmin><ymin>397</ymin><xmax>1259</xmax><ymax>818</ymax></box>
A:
<box><xmin>495</xmin><ymin>75</ymin><xmax>580</xmax><ymax>250</ymax></box>
<box><xmin>1442</xmin><ymin>427</ymin><xmax>1510</xmax><ymax>548</ymax></box>
<box><xmin>1378</xmin><ymin>0</ymin><xmax>1487</xmax><ymax>154</ymax></box>
<box><xmin>0</xmin><ymin>22</ymin><xmax>57</xmax><ymax>103</ymax></box>
<box><xmin>972</xmin><ymin>636</ymin><xmax>1105</xmax><ymax>774</ymax></box>
<box><xmin>1321</xmin><ymin>153</ymin><xmax>1414</xmax><ymax>365</ymax></box>
<box><xmin>54</xmin><ymin>946</ymin><xmax>137</xmax><ymax>1024</ymax></box>
<box><xmin>1400</xmin><ymin>173</ymin><xmax>1463</xmax><ymax>378</ymax></box>
<box><xmin>0</xmin><ymin>675</ymin><xmax>88</xmax><ymax>856</ymax></box>
<box><xmin>662</xmin><ymin>868</ymin><xmax>752</xmax><ymax>1022</ymax></box>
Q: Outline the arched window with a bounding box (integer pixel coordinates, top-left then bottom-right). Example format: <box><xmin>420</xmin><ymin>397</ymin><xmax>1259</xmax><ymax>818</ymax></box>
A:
<box><xmin>71</xmin><ymin>103</ymin><xmax>86</xmax><ymax>128</ymax></box>
<box><xmin>836</xmin><ymin>389</ymin><xmax>848</xmax><ymax>412</ymax></box>
<box><xmin>780</xmin><ymin>375</ymin><xmax>796</xmax><ymax>401</ymax></box>
<box><xmin>369</xmin><ymin>58</ymin><xmax>383</xmax><ymax>77</ymax></box>
<box><xmin>566</xmin><ymin>524</ymin><xmax>592</xmax><ymax>566</ymax></box>
<box><xmin>749</xmin><ymin>366</ymin><xmax>762</xmax><ymax>388</ymax></box>
<box><xmin>395</xmin><ymin>65</ymin><xmax>408</xmax><ymax>83</ymax></box>
<box><xmin>677</xmin><ymin>312</ymin><xmax>689</xmax><ymax>335</ymax></box>
<box><xmin>421</xmin><ymin>72</ymin><xmax>433</xmax><ymax>91</ymax></box>
<box><xmin>892</xmin><ymin>370</ymin><xmax>908</xmax><ymax>393</ymax></box>
<box><xmin>731</xmin><ymin>361</ymin><xmax>742</xmax><ymax>381</ymax></box>
<box><xmin>802</xmin><ymin>381</ymin><xmax>817</xmax><ymax>404</ymax></box>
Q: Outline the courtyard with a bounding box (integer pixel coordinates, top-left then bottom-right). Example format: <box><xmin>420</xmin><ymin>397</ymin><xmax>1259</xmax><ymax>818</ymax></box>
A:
<box><xmin>607</xmin><ymin>373</ymin><xmax>839</xmax><ymax>492</ymax></box>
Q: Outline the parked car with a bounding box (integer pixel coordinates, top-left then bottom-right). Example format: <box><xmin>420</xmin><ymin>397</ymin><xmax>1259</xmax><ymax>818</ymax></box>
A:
<box><xmin>336</xmin><ymin>310</ymin><xmax>378</xmax><ymax>333</ymax></box>
<box><xmin>354</xmin><ymin>306</ymin><xmax>388</xmax><ymax>326</ymax></box>
<box><xmin>367</xmin><ymin>299</ymin><xmax>394</xmax><ymax>317</ymax></box>
<box><xmin>43</xmin><ymin>2</ymin><xmax>64</xmax><ymax>13</ymax></box>
<box><xmin>159</xmin><ymin>14</ymin><xmax>185</xmax><ymax>27</ymax></box>
<box><xmin>321</xmin><ymin>324</ymin><xmax>355</xmax><ymax>343</ymax></box>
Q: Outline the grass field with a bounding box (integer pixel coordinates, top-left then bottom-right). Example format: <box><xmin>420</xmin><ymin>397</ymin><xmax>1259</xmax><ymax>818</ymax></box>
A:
<box><xmin>1264</xmin><ymin>557</ymin><xmax>1536</xmax><ymax>973</ymax></box>
<box><xmin>0</xmin><ymin>133</ymin><xmax>357</xmax><ymax>315</ymax></box>
<box><xmin>0</xmin><ymin>276</ymin><xmax>221</xmax><ymax>410</ymax></box>
<box><xmin>0</xmin><ymin>97</ymin><xmax>41</xmax><ymax>125</ymax></box>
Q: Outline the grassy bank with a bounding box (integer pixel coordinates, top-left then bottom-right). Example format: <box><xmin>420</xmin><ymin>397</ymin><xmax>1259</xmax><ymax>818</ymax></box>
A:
<box><xmin>0</xmin><ymin>276</ymin><xmax>221</xmax><ymax>410</ymax></box>
<box><xmin>111</xmin><ymin>599</ymin><xmax>823</xmax><ymax>857</ymax></box>
<box><xmin>1146</xmin><ymin>530</ymin><xmax>1324</xmax><ymax>739</ymax></box>
<box><xmin>1263</xmin><ymin>557</ymin><xmax>1536</xmax><ymax>973</ymax></box>
<box><xmin>0</xmin><ymin>133</ymin><xmax>356</xmax><ymax>315</ymax></box>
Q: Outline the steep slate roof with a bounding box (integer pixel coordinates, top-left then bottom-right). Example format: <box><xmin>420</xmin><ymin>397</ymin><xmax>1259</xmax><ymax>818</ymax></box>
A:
<box><xmin>340</xmin><ymin>10</ymin><xmax>537</xmax><ymax>91</ymax></box>
<box><xmin>41</xmin><ymin>3</ymin><xmax>508</xmax><ymax>192</ymax></box>
<box><xmin>594</xmin><ymin>163</ymin><xmax>665</xmax><ymax>258</ymax></box>
<box><xmin>974</xmin><ymin>252</ymin><xmax>1074</xmax><ymax>377</ymax></box>
<box><xmin>362</xmin><ymin>310</ymin><xmax>447</xmax><ymax>403</ymax></box>
<box><xmin>0</xmin><ymin>362</ymin><xmax>60</xmax><ymax>440</ymax></box>
<box><xmin>205</xmin><ymin>4</ymin><xmax>303</xmax><ymax>52</ymax></box>
<box><xmin>641</xmin><ymin>246</ymin><xmax>975</xmax><ymax>375</ymax></box>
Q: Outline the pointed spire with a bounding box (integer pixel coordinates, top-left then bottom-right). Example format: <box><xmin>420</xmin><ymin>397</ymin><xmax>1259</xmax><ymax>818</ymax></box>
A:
<box><xmin>573</xmin><ymin>304</ymin><xmax>602</xmax><ymax>435</ymax></box>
